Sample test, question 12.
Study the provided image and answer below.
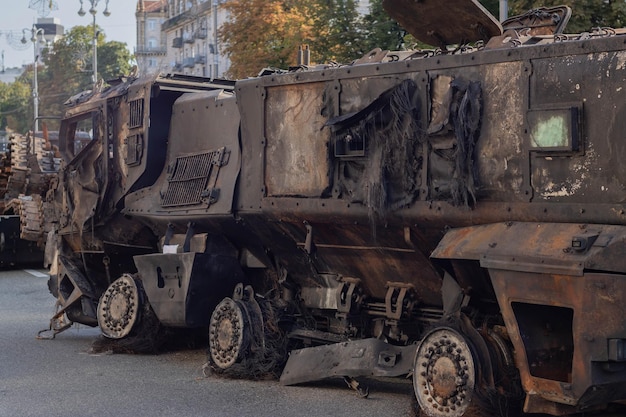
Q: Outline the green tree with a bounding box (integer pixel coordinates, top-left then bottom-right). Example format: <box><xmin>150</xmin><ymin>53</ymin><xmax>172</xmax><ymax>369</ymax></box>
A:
<box><xmin>359</xmin><ymin>0</ymin><xmax>430</xmax><ymax>51</ymax></box>
<box><xmin>97</xmin><ymin>40</ymin><xmax>133</xmax><ymax>82</ymax></box>
<box><xmin>35</xmin><ymin>25</ymin><xmax>133</xmax><ymax>130</ymax></box>
<box><xmin>306</xmin><ymin>0</ymin><xmax>363</xmax><ymax>64</ymax></box>
<box><xmin>0</xmin><ymin>79</ymin><xmax>32</xmax><ymax>132</ymax></box>
<box><xmin>359</xmin><ymin>0</ymin><xmax>406</xmax><ymax>52</ymax></box>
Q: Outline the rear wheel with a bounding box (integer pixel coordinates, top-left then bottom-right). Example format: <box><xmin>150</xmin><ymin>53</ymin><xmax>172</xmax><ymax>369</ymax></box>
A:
<box><xmin>207</xmin><ymin>283</ymin><xmax>286</xmax><ymax>379</ymax></box>
<box><xmin>413</xmin><ymin>319</ymin><xmax>525</xmax><ymax>417</ymax></box>
<box><xmin>209</xmin><ymin>296</ymin><xmax>248</xmax><ymax>369</ymax></box>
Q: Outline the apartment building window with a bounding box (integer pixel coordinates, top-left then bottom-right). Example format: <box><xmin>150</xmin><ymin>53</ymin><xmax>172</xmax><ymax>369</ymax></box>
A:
<box><xmin>148</xmin><ymin>19</ymin><xmax>157</xmax><ymax>31</ymax></box>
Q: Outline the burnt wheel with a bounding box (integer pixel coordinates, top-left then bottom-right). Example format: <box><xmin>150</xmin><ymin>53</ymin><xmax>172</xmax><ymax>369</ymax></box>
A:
<box><xmin>413</xmin><ymin>327</ymin><xmax>476</xmax><ymax>417</ymax></box>
<box><xmin>208</xmin><ymin>297</ymin><xmax>248</xmax><ymax>369</ymax></box>
<box><xmin>97</xmin><ymin>274</ymin><xmax>141</xmax><ymax>339</ymax></box>
<box><xmin>207</xmin><ymin>284</ymin><xmax>287</xmax><ymax>379</ymax></box>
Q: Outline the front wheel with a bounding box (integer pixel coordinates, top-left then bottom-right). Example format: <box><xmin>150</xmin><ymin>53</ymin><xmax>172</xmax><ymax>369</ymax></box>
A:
<box><xmin>413</xmin><ymin>327</ymin><xmax>477</xmax><ymax>417</ymax></box>
<box><xmin>93</xmin><ymin>274</ymin><xmax>163</xmax><ymax>353</ymax></box>
<box><xmin>97</xmin><ymin>274</ymin><xmax>141</xmax><ymax>339</ymax></box>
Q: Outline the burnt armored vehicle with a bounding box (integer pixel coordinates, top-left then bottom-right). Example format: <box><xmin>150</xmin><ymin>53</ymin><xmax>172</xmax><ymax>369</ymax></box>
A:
<box><xmin>0</xmin><ymin>130</ymin><xmax>56</xmax><ymax>266</ymax></box>
<box><xmin>40</xmin><ymin>1</ymin><xmax>626</xmax><ymax>415</ymax></box>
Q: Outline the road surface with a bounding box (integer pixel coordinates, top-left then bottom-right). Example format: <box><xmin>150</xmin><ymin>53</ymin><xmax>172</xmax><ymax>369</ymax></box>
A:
<box><xmin>0</xmin><ymin>268</ymin><xmax>414</xmax><ymax>417</ymax></box>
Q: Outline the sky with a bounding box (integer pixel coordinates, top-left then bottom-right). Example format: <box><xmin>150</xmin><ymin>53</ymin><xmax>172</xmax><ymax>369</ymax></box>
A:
<box><xmin>0</xmin><ymin>0</ymin><xmax>137</xmax><ymax>69</ymax></box>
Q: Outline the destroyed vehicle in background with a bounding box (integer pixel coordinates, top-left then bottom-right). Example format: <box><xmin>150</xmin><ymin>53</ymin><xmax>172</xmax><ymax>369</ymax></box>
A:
<box><xmin>39</xmin><ymin>1</ymin><xmax>626</xmax><ymax>416</ymax></box>
<box><xmin>0</xmin><ymin>129</ymin><xmax>63</xmax><ymax>267</ymax></box>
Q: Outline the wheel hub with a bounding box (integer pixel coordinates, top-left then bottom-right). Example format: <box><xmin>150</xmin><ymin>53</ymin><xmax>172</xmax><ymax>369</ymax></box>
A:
<box><xmin>208</xmin><ymin>297</ymin><xmax>247</xmax><ymax>369</ymax></box>
<box><xmin>97</xmin><ymin>274</ymin><xmax>141</xmax><ymax>339</ymax></box>
<box><xmin>414</xmin><ymin>328</ymin><xmax>476</xmax><ymax>417</ymax></box>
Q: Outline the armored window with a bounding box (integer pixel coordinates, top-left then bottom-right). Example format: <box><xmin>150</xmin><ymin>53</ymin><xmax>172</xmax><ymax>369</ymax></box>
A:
<box><xmin>527</xmin><ymin>105</ymin><xmax>581</xmax><ymax>153</ymax></box>
<box><xmin>58</xmin><ymin>111</ymin><xmax>99</xmax><ymax>161</ymax></box>
<box><xmin>334</xmin><ymin>133</ymin><xmax>365</xmax><ymax>157</ymax></box>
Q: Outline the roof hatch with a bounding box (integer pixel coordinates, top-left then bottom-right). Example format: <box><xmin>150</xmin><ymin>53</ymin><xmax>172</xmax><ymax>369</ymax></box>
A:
<box><xmin>382</xmin><ymin>0</ymin><xmax>503</xmax><ymax>48</ymax></box>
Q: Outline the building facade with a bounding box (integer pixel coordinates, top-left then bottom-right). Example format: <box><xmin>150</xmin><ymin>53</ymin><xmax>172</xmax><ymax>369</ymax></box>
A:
<box><xmin>135</xmin><ymin>0</ymin><xmax>168</xmax><ymax>75</ymax></box>
<box><xmin>138</xmin><ymin>0</ymin><xmax>371</xmax><ymax>79</ymax></box>
<box><xmin>34</xmin><ymin>17</ymin><xmax>65</xmax><ymax>45</ymax></box>
<box><xmin>162</xmin><ymin>0</ymin><xmax>230</xmax><ymax>78</ymax></box>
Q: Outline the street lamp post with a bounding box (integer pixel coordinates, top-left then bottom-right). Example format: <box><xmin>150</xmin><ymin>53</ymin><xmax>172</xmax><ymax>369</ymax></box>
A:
<box><xmin>21</xmin><ymin>26</ymin><xmax>46</xmax><ymax>132</ymax></box>
<box><xmin>78</xmin><ymin>0</ymin><xmax>111</xmax><ymax>85</ymax></box>
<box><xmin>499</xmin><ymin>0</ymin><xmax>508</xmax><ymax>21</ymax></box>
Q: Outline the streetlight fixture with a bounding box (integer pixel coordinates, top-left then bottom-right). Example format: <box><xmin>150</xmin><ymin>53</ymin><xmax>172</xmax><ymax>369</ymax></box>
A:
<box><xmin>78</xmin><ymin>0</ymin><xmax>111</xmax><ymax>85</ymax></box>
<box><xmin>21</xmin><ymin>26</ymin><xmax>46</xmax><ymax>132</ymax></box>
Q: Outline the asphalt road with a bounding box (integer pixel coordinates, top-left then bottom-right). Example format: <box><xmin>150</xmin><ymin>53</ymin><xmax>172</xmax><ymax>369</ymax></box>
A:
<box><xmin>4</xmin><ymin>269</ymin><xmax>625</xmax><ymax>417</ymax></box>
<box><xmin>0</xmin><ymin>268</ymin><xmax>414</xmax><ymax>417</ymax></box>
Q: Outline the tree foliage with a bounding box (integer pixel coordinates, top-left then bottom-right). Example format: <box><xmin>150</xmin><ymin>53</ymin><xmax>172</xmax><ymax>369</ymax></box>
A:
<box><xmin>0</xmin><ymin>79</ymin><xmax>32</xmax><ymax>132</ymax></box>
<box><xmin>221</xmin><ymin>0</ymin><xmax>365</xmax><ymax>79</ymax></box>
<box><xmin>98</xmin><ymin>41</ymin><xmax>134</xmax><ymax>82</ymax></box>
<box><xmin>220</xmin><ymin>0</ymin><xmax>315</xmax><ymax>79</ymax></box>
<box><xmin>0</xmin><ymin>26</ymin><xmax>134</xmax><ymax>133</ymax></box>
<box><xmin>219</xmin><ymin>0</ymin><xmax>510</xmax><ymax>78</ymax></box>
<box><xmin>35</xmin><ymin>26</ymin><xmax>92</xmax><ymax>130</ymax></box>
<box><xmin>308</xmin><ymin>0</ymin><xmax>363</xmax><ymax>64</ymax></box>
<box><xmin>31</xmin><ymin>25</ymin><xmax>133</xmax><ymax>131</ymax></box>
<box><xmin>359</xmin><ymin>0</ymin><xmax>406</xmax><ymax>52</ymax></box>
<box><xmin>220</xmin><ymin>0</ymin><xmax>626</xmax><ymax>79</ymax></box>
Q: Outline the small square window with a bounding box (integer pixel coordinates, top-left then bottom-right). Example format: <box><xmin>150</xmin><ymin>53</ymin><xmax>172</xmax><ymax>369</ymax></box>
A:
<box><xmin>527</xmin><ymin>106</ymin><xmax>581</xmax><ymax>153</ymax></box>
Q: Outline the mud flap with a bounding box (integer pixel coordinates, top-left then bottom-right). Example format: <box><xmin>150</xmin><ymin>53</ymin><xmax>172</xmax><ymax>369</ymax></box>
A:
<box><xmin>134</xmin><ymin>252</ymin><xmax>246</xmax><ymax>327</ymax></box>
<box><xmin>279</xmin><ymin>338</ymin><xmax>416</xmax><ymax>386</ymax></box>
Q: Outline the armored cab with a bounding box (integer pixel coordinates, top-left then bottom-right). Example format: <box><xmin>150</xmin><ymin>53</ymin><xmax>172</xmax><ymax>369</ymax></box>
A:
<box><xmin>41</xmin><ymin>1</ymin><xmax>626</xmax><ymax>416</ymax></box>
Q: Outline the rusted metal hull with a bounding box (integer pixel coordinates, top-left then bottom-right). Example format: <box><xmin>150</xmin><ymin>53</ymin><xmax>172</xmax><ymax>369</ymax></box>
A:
<box><xmin>41</xmin><ymin>5</ymin><xmax>626</xmax><ymax>416</ymax></box>
<box><xmin>432</xmin><ymin>222</ymin><xmax>626</xmax><ymax>414</ymax></box>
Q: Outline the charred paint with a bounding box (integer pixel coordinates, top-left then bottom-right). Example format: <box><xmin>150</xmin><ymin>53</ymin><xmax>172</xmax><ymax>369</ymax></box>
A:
<box><xmin>32</xmin><ymin>3</ymin><xmax>626</xmax><ymax>417</ymax></box>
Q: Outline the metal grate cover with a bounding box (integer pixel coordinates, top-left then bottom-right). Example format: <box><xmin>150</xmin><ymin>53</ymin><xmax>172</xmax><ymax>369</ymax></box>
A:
<box><xmin>161</xmin><ymin>149</ymin><xmax>224</xmax><ymax>207</ymax></box>
<box><xmin>129</xmin><ymin>99</ymin><xmax>144</xmax><ymax>129</ymax></box>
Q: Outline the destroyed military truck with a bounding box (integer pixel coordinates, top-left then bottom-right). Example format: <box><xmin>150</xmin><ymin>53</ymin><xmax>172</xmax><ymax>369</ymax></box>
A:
<box><xmin>37</xmin><ymin>0</ymin><xmax>626</xmax><ymax>415</ymax></box>
<box><xmin>0</xmin><ymin>129</ymin><xmax>57</xmax><ymax>267</ymax></box>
